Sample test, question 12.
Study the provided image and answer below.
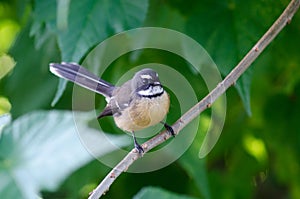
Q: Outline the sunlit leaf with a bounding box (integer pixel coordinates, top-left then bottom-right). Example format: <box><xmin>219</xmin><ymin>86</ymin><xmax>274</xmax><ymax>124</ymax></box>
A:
<box><xmin>0</xmin><ymin>96</ymin><xmax>11</xmax><ymax>115</ymax></box>
<box><xmin>0</xmin><ymin>20</ymin><xmax>20</xmax><ymax>53</ymax></box>
<box><xmin>0</xmin><ymin>113</ymin><xmax>11</xmax><ymax>133</ymax></box>
<box><xmin>0</xmin><ymin>54</ymin><xmax>15</xmax><ymax>79</ymax></box>
<box><xmin>0</xmin><ymin>110</ymin><xmax>130</xmax><ymax>199</ymax></box>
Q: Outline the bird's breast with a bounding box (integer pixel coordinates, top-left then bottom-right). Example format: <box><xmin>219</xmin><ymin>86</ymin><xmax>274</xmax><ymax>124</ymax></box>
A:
<box><xmin>113</xmin><ymin>92</ymin><xmax>170</xmax><ymax>132</ymax></box>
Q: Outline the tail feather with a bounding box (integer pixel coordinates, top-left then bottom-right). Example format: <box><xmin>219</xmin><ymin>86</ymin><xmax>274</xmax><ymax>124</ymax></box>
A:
<box><xmin>50</xmin><ymin>62</ymin><xmax>115</xmax><ymax>98</ymax></box>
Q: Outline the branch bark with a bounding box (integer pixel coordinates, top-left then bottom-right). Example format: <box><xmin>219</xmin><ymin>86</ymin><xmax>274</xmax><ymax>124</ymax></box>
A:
<box><xmin>88</xmin><ymin>0</ymin><xmax>300</xmax><ymax>198</ymax></box>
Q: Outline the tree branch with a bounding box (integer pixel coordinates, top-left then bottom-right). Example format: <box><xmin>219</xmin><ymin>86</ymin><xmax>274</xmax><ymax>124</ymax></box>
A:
<box><xmin>88</xmin><ymin>0</ymin><xmax>300</xmax><ymax>198</ymax></box>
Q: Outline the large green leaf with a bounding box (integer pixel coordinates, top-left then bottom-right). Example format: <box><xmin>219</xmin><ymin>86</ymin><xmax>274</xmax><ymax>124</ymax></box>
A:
<box><xmin>133</xmin><ymin>187</ymin><xmax>200</xmax><ymax>199</ymax></box>
<box><xmin>31</xmin><ymin>0</ymin><xmax>148</xmax><ymax>61</ymax></box>
<box><xmin>57</xmin><ymin>0</ymin><xmax>148</xmax><ymax>62</ymax></box>
<box><xmin>0</xmin><ymin>110</ymin><xmax>130</xmax><ymax>199</ymax></box>
<box><xmin>31</xmin><ymin>0</ymin><xmax>148</xmax><ymax>105</ymax></box>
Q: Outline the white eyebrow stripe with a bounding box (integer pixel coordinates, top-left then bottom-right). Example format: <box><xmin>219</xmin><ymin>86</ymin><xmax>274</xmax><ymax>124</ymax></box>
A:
<box><xmin>140</xmin><ymin>74</ymin><xmax>152</xmax><ymax>79</ymax></box>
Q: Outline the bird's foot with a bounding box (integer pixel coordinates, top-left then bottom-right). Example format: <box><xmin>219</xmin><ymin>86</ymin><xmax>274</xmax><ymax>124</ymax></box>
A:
<box><xmin>132</xmin><ymin>132</ymin><xmax>144</xmax><ymax>154</ymax></box>
<box><xmin>134</xmin><ymin>142</ymin><xmax>144</xmax><ymax>154</ymax></box>
<box><xmin>161</xmin><ymin>122</ymin><xmax>175</xmax><ymax>137</ymax></box>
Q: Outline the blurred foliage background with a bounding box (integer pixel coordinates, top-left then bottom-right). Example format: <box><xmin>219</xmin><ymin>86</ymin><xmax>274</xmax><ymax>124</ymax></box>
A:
<box><xmin>1</xmin><ymin>0</ymin><xmax>300</xmax><ymax>199</ymax></box>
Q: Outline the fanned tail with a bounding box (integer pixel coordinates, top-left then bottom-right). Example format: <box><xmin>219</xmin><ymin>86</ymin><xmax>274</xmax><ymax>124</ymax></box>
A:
<box><xmin>50</xmin><ymin>62</ymin><xmax>115</xmax><ymax>98</ymax></box>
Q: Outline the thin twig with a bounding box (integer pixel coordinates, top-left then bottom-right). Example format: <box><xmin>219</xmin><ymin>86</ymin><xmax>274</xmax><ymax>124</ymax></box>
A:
<box><xmin>88</xmin><ymin>0</ymin><xmax>300</xmax><ymax>198</ymax></box>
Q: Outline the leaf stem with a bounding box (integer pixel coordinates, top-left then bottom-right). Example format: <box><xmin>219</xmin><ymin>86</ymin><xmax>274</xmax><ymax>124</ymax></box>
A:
<box><xmin>88</xmin><ymin>0</ymin><xmax>300</xmax><ymax>198</ymax></box>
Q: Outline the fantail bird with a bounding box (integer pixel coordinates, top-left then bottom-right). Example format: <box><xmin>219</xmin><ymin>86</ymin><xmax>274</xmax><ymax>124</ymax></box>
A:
<box><xmin>49</xmin><ymin>62</ymin><xmax>174</xmax><ymax>153</ymax></box>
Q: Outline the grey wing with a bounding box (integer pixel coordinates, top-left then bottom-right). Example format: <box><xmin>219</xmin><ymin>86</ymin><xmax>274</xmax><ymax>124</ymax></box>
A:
<box><xmin>111</xmin><ymin>81</ymin><xmax>135</xmax><ymax>111</ymax></box>
<box><xmin>98</xmin><ymin>81</ymin><xmax>134</xmax><ymax>119</ymax></box>
<box><xmin>97</xmin><ymin>104</ymin><xmax>115</xmax><ymax>119</ymax></box>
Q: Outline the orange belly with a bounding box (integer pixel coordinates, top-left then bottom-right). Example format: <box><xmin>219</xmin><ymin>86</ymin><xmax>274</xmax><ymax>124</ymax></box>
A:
<box><xmin>113</xmin><ymin>92</ymin><xmax>170</xmax><ymax>132</ymax></box>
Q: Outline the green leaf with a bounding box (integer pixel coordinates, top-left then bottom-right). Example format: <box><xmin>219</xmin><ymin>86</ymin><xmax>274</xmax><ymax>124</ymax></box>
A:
<box><xmin>235</xmin><ymin>71</ymin><xmax>253</xmax><ymax>115</ymax></box>
<box><xmin>50</xmin><ymin>79</ymin><xmax>67</xmax><ymax>107</ymax></box>
<box><xmin>0</xmin><ymin>54</ymin><xmax>15</xmax><ymax>79</ymax></box>
<box><xmin>133</xmin><ymin>187</ymin><xmax>200</xmax><ymax>199</ymax></box>
<box><xmin>185</xmin><ymin>0</ymin><xmax>285</xmax><ymax>115</ymax></box>
<box><xmin>0</xmin><ymin>110</ymin><xmax>130</xmax><ymax>199</ymax></box>
<box><xmin>178</xmin><ymin>121</ymin><xmax>211</xmax><ymax>199</ymax></box>
<box><xmin>31</xmin><ymin>0</ymin><xmax>149</xmax><ymax>62</ymax></box>
<box><xmin>144</xmin><ymin>0</ymin><xmax>185</xmax><ymax>31</ymax></box>
<box><xmin>58</xmin><ymin>0</ymin><xmax>148</xmax><ymax>61</ymax></box>
<box><xmin>30</xmin><ymin>0</ymin><xmax>57</xmax><ymax>49</ymax></box>
<box><xmin>56</xmin><ymin>0</ymin><xmax>70</xmax><ymax>30</ymax></box>
<box><xmin>31</xmin><ymin>0</ymin><xmax>148</xmax><ymax>104</ymax></box>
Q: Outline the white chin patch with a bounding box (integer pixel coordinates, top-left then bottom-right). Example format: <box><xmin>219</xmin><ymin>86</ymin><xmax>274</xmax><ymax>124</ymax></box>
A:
<box><xmin>138</xmin><ymin>85</ymin><xmax>164</xmax><ymax>97</ymax></box>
